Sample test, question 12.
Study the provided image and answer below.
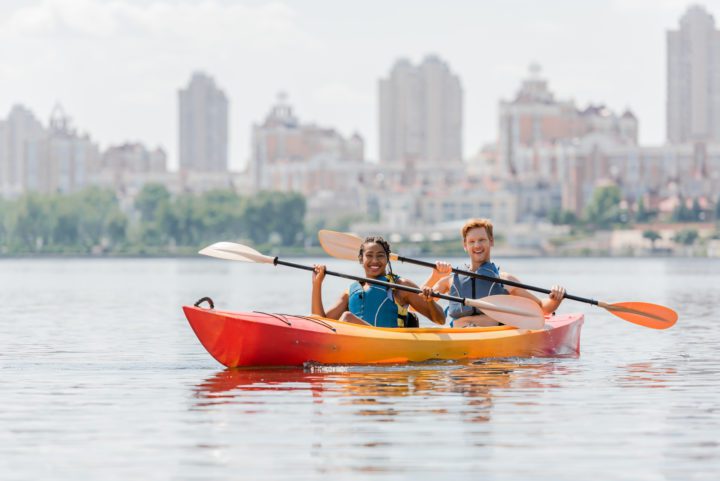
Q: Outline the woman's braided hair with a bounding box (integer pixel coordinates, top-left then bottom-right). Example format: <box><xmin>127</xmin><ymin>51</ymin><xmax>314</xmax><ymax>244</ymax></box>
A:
<box><xmin>358</xmin><ymin>236</ymin><xmax>394</xmax><ymax>276</ymax></box>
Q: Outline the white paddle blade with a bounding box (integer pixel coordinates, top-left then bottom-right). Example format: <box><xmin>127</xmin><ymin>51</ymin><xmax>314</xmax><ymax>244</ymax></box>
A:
<box><xmin>464</xmin><ymin>294</ymin><xmax>545</xmax><ymax>329</ymax></box>
<box><xmin>318</xmin><ymin>230</ymin><xmax>362</xmax><ymax>261</ymax></box>
<box><xmin>199</xmin><ymin>242</ymin><xmax>275</xmax><ymax>264</ymax></box>
<box><xmin>319</xmin><ymin>229</ymin><xmax>401</xmax><ymax>261</ymax></box>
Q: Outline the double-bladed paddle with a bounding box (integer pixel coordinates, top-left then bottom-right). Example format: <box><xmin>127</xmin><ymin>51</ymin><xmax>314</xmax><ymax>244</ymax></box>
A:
<box><xmin>199</xmin><ymin>241</ymin><xmax>546</xmax><ymax>329</ymax></box>
<box><xmin>317</xmin><ymin>230</ymin><xmax>678</xmax><ymax>330</ymax></box>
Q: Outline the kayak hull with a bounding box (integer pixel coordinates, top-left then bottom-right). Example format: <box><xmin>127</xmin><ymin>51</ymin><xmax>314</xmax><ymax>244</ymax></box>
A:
<box><xmin>183</xmin><ymin>306</ymin><xmax>583</xmax><ymax>367</ymax></box>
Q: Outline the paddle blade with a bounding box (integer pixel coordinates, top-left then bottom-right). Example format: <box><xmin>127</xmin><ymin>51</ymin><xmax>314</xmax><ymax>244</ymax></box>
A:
<box><xmin>602</xmin><ymin>302</ymin><xmax>678</xmax><ymax>330</ymax></box>
<box><xmin>199</xmin><ymin>242</ymin><xmax>275</xmax><ymax>264</ymax></box>
<box><xmin>319</xmin><ymin>229</ymin><xmax>401</xmax><ymax>261</ymax></box>
<box><xmin>318</xmin><ymin>230</ymin><xmax>362</xmax><ymax>260</ymax></box>
<box><xmin>465</xmin><ymin>295</ymin><xmax>545</xmax><ymax>329</ymax></box>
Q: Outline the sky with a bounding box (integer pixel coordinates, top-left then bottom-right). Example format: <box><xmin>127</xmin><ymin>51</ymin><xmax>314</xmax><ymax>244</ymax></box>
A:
<box><xmin>0</xmin><ymin>0</ymin><xmax>717</xmax><ymax>170</ymax></box>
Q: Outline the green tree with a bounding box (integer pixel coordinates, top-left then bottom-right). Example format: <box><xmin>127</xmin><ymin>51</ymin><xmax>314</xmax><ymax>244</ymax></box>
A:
<box><xmin>135</xmin><ymin>183</ymin><xmax>171</xmax><ymax>223</ymax></box>
<box><xmin>139</xmin><ymin>222</ymin><xmax>165</xmax><ymax>246</ymax></box>
<box><xmin>549</xmin><ymin>208</ymin><xmax>578</xmax><ymax>225</ymax></box>
<box><xmin>241</xmin><ymin>191</ymin><xmax>306</xmax><ymax>246</ymax></box>
<box><xmin>242</xmin><ymin>192</ymin><xmax>273</xmax><ymax>244</ymax></box>
<box><xmin>8</xmin><ymin>193</ymin><xmax>55</xmax><ymax>251</ymax></box>
<box><xmin>673</xmin><ymin>228</ymin><xmax>699</xmax><ymax>246</ymax></box>
<box><xmin>273</xmin><ymin>192</ymin><xmax>305</xmax><ymax>245</ymax></box>
<box><xmin>159</xmin><ymin>194</ymin><xmax>205</xmax><ymax>246</ymax></box>
<box><xmin>642</xmin><ymin>229</ymin><xmax>662</xmax><ymax>250</ymax></box>
<box><xmin>635</xmin><ymin>198</ymin><xmax>657</xmax><ymax>223</ymax></box>
<box><xmin>75</xmin><ymin>187</ymin><xmax>122</xmax><ymax>249</ymax></box>
<box><xmin>106</xmin><ymin>210</ymin><xmax>128</xmax><ymax>246</ymax></box>
<box><xmin>672</xmin><ymin>196</ymin><xmax>693</xmax><ymax>222</ymax></box>
<box><xmin>200</xmin><ymin>190</ymin><xmax>245</xmax><ymax>242</ymax></box>
<box><xmin>691</xmin><ymin>198</ymin><xmax>704</xmax><ymax>222</ymax></box>
<box><xmin>583</xmin><ymin>185</ymin><xmax>622</xmax><ymax>230</ymax></box>
<box><xmin>51</xmin><ymin>199</ymin><xmax>81</xmax><ymax>247</ymax></box>
<box><xmin>0</xmin><ymin>198</ymin><xmax>8</xmax><ymax>250</ymax></box>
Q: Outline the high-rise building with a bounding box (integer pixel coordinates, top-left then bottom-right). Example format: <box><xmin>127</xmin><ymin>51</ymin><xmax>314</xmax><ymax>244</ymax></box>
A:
<box><xmin>0</xmin><ymin>105</ymin><xmax>45</xmax><ymax>197</ymax></box>
<box><xmin>667</xmin><ymin>5</ymin><xmax>720</xmax><ymax>143</ymax></box>
<box><xmin>41</xmin><ymin>104</ymin><xmax>100</xmax><ymax>194</ymax></box>
<box><xmin>178</xmin><ymin>72</ymin><xmax>228</xmax><ymax>172</ymax></box>
<box><xmin>378</xmin><ymin>55</ymin><xmax>462</xmax><ymax>164</ymax></box>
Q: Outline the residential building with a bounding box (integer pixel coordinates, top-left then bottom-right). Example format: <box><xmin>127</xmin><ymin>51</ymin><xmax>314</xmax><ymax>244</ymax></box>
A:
<box><xmin>101</xmin><ymin>143</ymin><xmax>166</xmax><ymax>175</ymax></box>
<box><xmin>178</xmin><ymin>72</ymin><xmax>229</xmax><ymax>172</ymax></box>
<box><xmin>40</xmin><ymin>104</ymin><xmax>100</xmax><ymax>194</ymax></box>
<box><xmin>0</xmin><ymin>104</ymin><xmax>99</xmax><ymax>195</ymax></box>
<box><xmin>498</xmin><ymin>64</ymin><xmax>638</xmax><ymax>180</ymax></box>
<box><xmin>667</xmin><ymin>5</ymin><xmax>720</xmax><ymax>143</ymax></box>
<box><xmin>251</xmin><ymin>93</ymin><xmax>364</xmax><ymax>192</ymax></box>
<box><xmin>0</xmin><ymin>105</ymin><xmax>45</xmax><ymax>197</ymax></box>
<box><xmin>379</xmin><ymin>55</ymin><xmax>462</xmax><ymax>164</ymax></box>
<box><xmin>93</xmin><ymin>142</ymin><xmax>167</xmax><ymax>193</ymax></box>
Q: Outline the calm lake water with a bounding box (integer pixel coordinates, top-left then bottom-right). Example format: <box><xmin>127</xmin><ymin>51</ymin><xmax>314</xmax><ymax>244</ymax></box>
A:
<box><xmin>1</xmin><ymin>257</ymin><xmax>719</xmax><ymax>480</ymax></box>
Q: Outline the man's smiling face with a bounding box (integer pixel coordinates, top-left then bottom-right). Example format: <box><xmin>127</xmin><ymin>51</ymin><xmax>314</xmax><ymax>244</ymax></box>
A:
<box><xmin>463</xmin><ymin>226</ymin><xmax>493</xmax><ymax>265</ymax></box>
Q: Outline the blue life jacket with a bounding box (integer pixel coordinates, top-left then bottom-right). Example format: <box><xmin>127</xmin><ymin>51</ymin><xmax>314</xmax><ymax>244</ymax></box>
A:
<box><xmin>447</xmin><ymin>262</ymin><xmax>508</xmax><ymax>320</ymax></box>
<box><xmin>347</xmin><ymin>274</ymin><xmax>413</xmax><ymax>328</ymax></box>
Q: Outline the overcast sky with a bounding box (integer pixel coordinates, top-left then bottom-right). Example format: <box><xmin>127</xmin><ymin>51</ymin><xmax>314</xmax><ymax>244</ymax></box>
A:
<box><xmin>1</xmin><ymin>0</ymin><xmax>716</xmax><ymax>170</ymax></box>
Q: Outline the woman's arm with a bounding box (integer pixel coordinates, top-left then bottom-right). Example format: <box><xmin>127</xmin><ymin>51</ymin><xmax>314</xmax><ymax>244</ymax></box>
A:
<box><xmin>311</xmin><ymin>265</ymin><xmax>349</xmax><ymax>319</ymax></box>
<box><xmin>398</xmin><ymin>278</ymin><xmax>446</xmax><ymax>325</ymax></box>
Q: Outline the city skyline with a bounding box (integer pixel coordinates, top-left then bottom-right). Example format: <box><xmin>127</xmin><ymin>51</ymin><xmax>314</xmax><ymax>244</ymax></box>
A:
<box><xmin>1</xmin><ymin>0</ymin><xmax>718</xmax><ymax>170</ymax></box>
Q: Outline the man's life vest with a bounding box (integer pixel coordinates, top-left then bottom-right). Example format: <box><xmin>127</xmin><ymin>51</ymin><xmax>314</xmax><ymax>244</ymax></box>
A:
<box><xmin>446</xmin><ymin>262</ymin><xmax>509</xmax><ymax>320</ymax></box>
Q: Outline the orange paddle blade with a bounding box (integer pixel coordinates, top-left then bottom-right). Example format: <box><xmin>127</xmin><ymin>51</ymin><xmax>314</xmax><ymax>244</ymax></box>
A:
<box><xmin>601</xmin><ymin>302</ymin><xmax>678</xmax><ymax>329</ymax></box>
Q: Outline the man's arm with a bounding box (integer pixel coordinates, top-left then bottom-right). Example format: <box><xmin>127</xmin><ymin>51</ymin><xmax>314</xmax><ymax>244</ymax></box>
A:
<box><xmin>500</xmin><ymin>272</ymin><xmax>565</xmax><ymax>315</ymax></box>
<box><xmin>399</xmin><ymin>279</ymin><xmax>446</xmax><ymax>325</ymax></box>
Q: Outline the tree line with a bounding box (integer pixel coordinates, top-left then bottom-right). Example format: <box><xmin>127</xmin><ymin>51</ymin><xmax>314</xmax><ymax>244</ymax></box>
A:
<box><xmin>549</xmin><ymin>185</ymin><xmax>720</xmax><ymax>230</ymax></box>
<box><xmin>0</xmin><ymin>184</ymin><xmax>306</xmax><ymax>255</ymax></box>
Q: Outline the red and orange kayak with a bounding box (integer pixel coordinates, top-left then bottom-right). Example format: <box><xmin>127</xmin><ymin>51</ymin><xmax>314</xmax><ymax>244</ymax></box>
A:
<box><xmin>183</xmin><ymin>305</ymin><xmax>583</xmax><ymax>367</ymax></box>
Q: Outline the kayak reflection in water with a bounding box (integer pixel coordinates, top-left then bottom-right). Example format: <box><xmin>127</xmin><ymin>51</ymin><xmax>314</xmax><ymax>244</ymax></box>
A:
<box><xmin>312</xmin><ymin>236</ymin><xmax>446</xmax><ymax>328</ymax></box>
<box><xmin>424</xmin><ymin>218</ymin><xmax>566</xmax><ymax>328</ymax></box>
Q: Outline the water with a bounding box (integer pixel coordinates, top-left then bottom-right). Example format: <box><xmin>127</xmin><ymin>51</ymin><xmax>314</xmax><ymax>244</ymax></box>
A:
<box><xmin>1</xmin><ymin>257</ymin><xmax>718</xmax><ymax>480</ymax></box>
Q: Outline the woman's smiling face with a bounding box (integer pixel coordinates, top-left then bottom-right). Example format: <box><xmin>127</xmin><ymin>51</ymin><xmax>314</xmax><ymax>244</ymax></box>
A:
<box><xmin>360</xmin><ymin>242</ymin><xmax>388</xmax><ymax>278</ymax></box>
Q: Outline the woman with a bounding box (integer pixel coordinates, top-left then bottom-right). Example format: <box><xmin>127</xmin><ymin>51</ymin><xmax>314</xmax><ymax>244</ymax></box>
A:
<box><xmin>312</xmin><ymin>236</ymin><xmax>446</xmax><ymax>327</ymax></box>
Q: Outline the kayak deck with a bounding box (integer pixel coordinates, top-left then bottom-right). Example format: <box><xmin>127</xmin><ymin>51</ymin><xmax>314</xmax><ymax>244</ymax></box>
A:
<box><xmin>183</xmin><ymin>305</ymin><xmax>584</xmax><ymax>367</ymax></box>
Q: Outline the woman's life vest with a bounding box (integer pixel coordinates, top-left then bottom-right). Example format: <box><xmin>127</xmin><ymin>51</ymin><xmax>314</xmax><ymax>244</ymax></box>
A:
<box><xmin>446</xmin><ymin>262</ymin><xmax>509</xmax><ymax>320</ymax></box>
<box><xmin>347</xmin><ymin>274</ymin><xmax>416</xmax><ymax>328</ymax></box>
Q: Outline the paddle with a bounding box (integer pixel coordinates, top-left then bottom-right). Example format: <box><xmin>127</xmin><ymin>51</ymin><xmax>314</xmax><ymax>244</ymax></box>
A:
<box><xmin>318</xmin><ymin>230</ymin><xmax>678</xmax><ymax>330</ymax></box>
<box><xmin>199</xmin><ymin>241</ymin><xmax>546</xmax><ymax>329</ymax></box>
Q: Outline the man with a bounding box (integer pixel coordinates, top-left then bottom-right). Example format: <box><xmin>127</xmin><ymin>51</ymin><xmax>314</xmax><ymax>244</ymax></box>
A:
<box><xmin>423</xmin><ymin>218</ymin><xmax>566</xmax><ymax>327</ymax></box>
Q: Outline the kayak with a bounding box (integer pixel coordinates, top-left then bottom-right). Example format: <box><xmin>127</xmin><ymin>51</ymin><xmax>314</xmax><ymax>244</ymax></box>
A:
<box><xmin>183</xmin><ymin>304</ymin><xmax>584</xmax><ymax>367</ymax></box>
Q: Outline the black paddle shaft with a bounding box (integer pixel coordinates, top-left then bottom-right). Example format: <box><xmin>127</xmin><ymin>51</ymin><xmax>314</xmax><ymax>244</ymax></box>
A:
<box><xmin>274</xmin><ymin>258</ymin><xmax>473</xmax><ymax>307</ymax></box>
<box><xmin>394</xmin><ymin>255</ymin><xmax>598</xmax><ymax>306</ymax></box>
